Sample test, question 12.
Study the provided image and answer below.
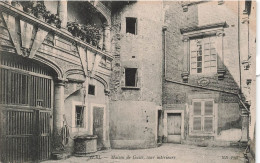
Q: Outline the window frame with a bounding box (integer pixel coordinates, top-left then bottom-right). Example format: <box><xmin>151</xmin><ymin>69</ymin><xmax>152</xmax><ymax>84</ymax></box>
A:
<box><xmin>121</xmin><ymin>67</ymin><xmax>140</xmax><ymax>89</ymax></box>
<box><xmin>126</xmin><ymin>17</ymin><xmax>137</xmax><ymax>35</ymax></box>
<box><xmin>189</xmin><ymin>99</ymin><xmax>217</xmax><ymax>136</ymax></box>
<box><xmin>75</xmin><ymin>105</ymin><xmax>85</xmax><ymax>128</ymax></box>
<box><xmin>88</xmin><ymin>84</ymin><xmax>95</xmax><ymax>96</ymax></box>
<box><xmin>189</xmin><ymin>36</ymin><xmax>218</xmax><ymax>75</ymax></box>
<box><xmin>180</xmin><ymin>22</ymin><xmax>226</xmax><ymax>81</ymax></box>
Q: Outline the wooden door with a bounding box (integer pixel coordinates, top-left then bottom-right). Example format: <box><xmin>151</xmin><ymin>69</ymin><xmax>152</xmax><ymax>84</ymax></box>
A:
<box><xmin>1</xmin><ymin>109</ymin><xmax>35</xmax><ymax>162</ymax></box>
<box><xmin>37</xmin><ymin>110</ymin><xmax>51</xmax><ymax>161</ymax></box>
<box><xmin>167</xmin><ymin>113</ymin><xmax>181</xmax><ymax>143</ymax></box>
<box><xmin>0</xmin><ymin>55</ymin><xmax>53</xmax><ymax>162</ymax></box>
<box><xmin>93</xmin><ymin>107</ymin><xmax>104</xmax><ymax>150</ymax></box>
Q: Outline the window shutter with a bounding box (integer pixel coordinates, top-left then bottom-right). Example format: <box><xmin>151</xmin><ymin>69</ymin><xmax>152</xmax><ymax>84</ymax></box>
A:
<box><xmin>193</xmin><ymin>117</ymin><xmax>202</xmax><ymax>131</ymax></box>
<box><xmin>121</xmin><ymin>68</ymin><xmax>125</xmax><ymax>87</ymax></box>
<box><xmin>190</xmin><ymin>100</ymin><xmax>215</xmax><ymax>135</ymax></box>
<box><xmin>204</xmin><ymin>101</ymin><xmax>213</xmax><ymax>115</ymax></box>
<box><xmin>193</xmin><ymin>102</ymin><xmax>201</xmax><ymax>115</ymax></box>
<box><xmin>189</xmin><ymin>105</ymin><xmax>193</xmax><ymax>133</ymax></box>
<box><xmin>204</xmin><ymin>101</ymin><xmax>214</xmax><ymax>132</ymax></box>
<box><xmin>193</xmin><ymin>101</ymin><xmax>202</xmax><ymax>131</ymax></box>
<box><xmin>204</xmin><ymin>117</ymin><xmax>213</xmax><ymax>132</ymax></box>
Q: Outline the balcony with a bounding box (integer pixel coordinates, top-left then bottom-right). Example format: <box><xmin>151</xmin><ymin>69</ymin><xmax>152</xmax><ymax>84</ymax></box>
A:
<box><xmin>0</xmin><ymin>1</ymin><xmax>113</xmax><ymax>80</ymax></box>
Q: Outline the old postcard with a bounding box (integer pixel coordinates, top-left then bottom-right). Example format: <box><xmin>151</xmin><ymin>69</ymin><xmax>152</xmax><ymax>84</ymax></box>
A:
<box><xmin>0</xmin><ymin>0</ymin><xmax>256</xmax><ymax>162</ymax></box>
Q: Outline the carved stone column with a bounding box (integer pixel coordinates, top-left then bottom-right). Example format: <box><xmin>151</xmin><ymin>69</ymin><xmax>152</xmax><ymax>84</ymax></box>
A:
<box><xmin>181</xmin><ymin>37</ymin><xmax>189</xmax><ymax>83</ymax></box>
<box><xmin>52</xmin><ymin>80</ymin><xmax>65</xmax><ymax>156</ymax></box>
<box><xmin>216</xmin><ymin>32</ymin><xmax>226</xmax><ymax>80</ymax></box>
<box><xmin>103</xmin><ymin>24</ymin><xmax>111</xmax><ymax>53</ymax></box>
<box><xmin>241</xmin><ymin>16</ymin><xmax>250</xmax><ymax>62</ymax></box>
<box><xmin>104</xmin><ymin>89</ymin><xmax>111</xmax><ymax>148</ymax></box>
<box><xmin>57</xmin><ymin>0</ymin><xmax>68</xmax><ymax>30</ymax></box>
<box><xmin>241</xmin><ymin>108</ymin><xmax>249</xmax><ymax>142</ymax></box>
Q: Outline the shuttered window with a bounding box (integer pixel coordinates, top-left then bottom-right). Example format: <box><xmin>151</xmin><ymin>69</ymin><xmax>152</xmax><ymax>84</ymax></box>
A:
<box><xmin>190</xmin><ymin>36</ymin><xmax>217</xmax><ymax>74</ymax></box>
<box><xmin>191</xmin><ymin>100</ymin><xmax>215</xmax><ymax>134</ymax></box>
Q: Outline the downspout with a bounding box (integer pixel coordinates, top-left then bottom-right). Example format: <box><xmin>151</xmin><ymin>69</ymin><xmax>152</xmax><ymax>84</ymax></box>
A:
<box><xmin>238</xmin><ymin>1</ymin><xmax>242</xmax><ymax>92</ymax></box>
<box><xmin>237</xmin><ymin>1</ymin><xmax>250</xmax><ymax>115</ymax></box>
<box><xmin>162</xmin><ymin>26</ymin><xmax>167</xmax><ymax>78</ymax></box>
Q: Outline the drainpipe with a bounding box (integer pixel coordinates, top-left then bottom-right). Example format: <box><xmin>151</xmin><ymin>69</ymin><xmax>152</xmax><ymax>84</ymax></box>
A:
<box><xmin>238</xmin><ymin>1</ymin><xmax>242</xmax><ymax>92</ymax></box>
<box><xmin>162</xmin><ymin>26</ymin><xmax>167</xmax><ymax>78</ymax></box>
<box><xmin>238</xmin><ymin>1</ymin><xmax>249</xmax><ymax>143</ymax></box>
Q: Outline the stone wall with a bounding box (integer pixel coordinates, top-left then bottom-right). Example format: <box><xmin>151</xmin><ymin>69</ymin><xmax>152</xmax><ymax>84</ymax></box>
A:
<box><xmin>162</xmin><ymin>1</ymin><xmax>244</xmax><ymax>145</ymax></box>
<box><xmin>110</xmin><ymin>101</ymin><xmax>158</xmax><ymax>149</ymax></box>
<box><xmin>109</xmin><ymin>1</ymin><xmax>163</xmax><ymax>148</ymax></box>
<box><xmin>64</xmin><ymin>78</ymin><xmax>109</xmax><ymax>154</ymax></box>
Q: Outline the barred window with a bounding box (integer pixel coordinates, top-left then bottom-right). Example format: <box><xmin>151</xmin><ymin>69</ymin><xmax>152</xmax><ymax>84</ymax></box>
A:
<box><xmin>75</xmin><ymin>106</ymin><xmax>85</xmax><ymax>128</ymax></box>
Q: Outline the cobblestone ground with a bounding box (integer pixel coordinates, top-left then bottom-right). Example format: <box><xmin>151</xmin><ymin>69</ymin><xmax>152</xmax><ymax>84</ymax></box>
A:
<box><xmin>43</xmin><ymin>144</ymin><xmax>246</xmax><ymax>163</ymax></box>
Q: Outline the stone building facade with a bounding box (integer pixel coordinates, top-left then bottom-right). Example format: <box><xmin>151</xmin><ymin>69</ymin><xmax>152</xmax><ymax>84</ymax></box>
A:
<box><xmin>0</xmin><ymin>1</ymin><xmax>255</xmax><ymax>162</ymax></box>
<box><xmin>109</xmin><ymin>1</ymin><xmax>163</xmax><ymax>149</ymax></box>
<box><xmin>161</xmin><ymin>1</ymin><xmax>255</xmax><ymax>148</ymax></box>
<box><xmin>0</xmin><ymin>1</ymin><xmax>113</xmax><ymax>162</ymax></box>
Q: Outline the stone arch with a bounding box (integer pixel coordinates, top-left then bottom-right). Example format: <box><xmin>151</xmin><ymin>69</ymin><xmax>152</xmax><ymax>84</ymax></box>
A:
<box><xmin>34</xmin><ymin>56</ymin><xmax>64</xmax><ymax>80</ymax></box>
<box><xmin>91</xmin><ymin>1</ymin><xmax>111</xmax><ymax>26</ymax></box>
<box><xmin>93</xmin><ymin>74</ymin><xmax>109</xmax><ymax>90</ymax></box>
<box><xmin>64</xmin><ymin>69</ymin><xmax>85</xmax><ymax>82</ymax></box>
<box><xmin>64</xmin><ymin>69</ymin><xmax>85</xmax><ymax>77</ymax></box>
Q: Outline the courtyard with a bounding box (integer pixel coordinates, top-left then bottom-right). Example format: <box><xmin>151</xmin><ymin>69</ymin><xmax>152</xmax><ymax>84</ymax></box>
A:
<box><xmin>44</xmin><ymin>144</ymin><xmax>246</xmax><ymax>163</ymax></box>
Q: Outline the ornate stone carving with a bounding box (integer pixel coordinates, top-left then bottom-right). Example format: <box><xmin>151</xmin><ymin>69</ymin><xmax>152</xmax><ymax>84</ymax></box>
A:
<box><xmin>104</xmin><ymin>89</ymin><xmax>110</xmax><ymax>96</ymax></box>
<box><xmin>21</xmin><ymin>48</ymin><xmax>30</xmax><ymax>57</ymax></box>
<box><xmin>182</xmin><ymin>5</ymin><xmax>188</xmax><ymax>12</ymax></box>
<box><xmin>217</xmin><ymin>68</ymin><xmax>226</xmax><ymax>80</ymax></box>
<box><xmin>44</xmin><ymin>33</ymin><xmax>54</xmax><ymax>46</ymax></box>
<box><xmin>197</xmin><ymin>78</ymin><xmax>210</xmax><ymax>87</ymax></box>
<box><xmin>181</xmin><ymin>71</ymin><xmax>189</xmax><ymax>83</ymax></box>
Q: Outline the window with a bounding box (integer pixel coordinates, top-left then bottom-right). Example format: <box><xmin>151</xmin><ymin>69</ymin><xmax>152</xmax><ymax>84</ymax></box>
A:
<box><xmin>191</xmin><ymin>100</ymin><xmax>215</xmax><ymax>134</ymax></box>
<box><xmin>125</xmin><ymin>68</ymin><xmax>138</xmax><ymax>87</ymax></box>
<box><xmin>126</xmin><ymin>17</ymin><xmax>137</xmax><ymax>35</ymax></box>
<box><xmin>75</xmin><ymin>106</ymin><xmax>85</xmax><ymax>127</ymax></box>
<box><xmin>88</xmin><ymin>84</ymin><xmax>95</xmax><ymax>95</ymax></box>
<box><xmin>190</xmin><ymin>36</ymin><xmax>217</xmax><ymax>74</ymax></box>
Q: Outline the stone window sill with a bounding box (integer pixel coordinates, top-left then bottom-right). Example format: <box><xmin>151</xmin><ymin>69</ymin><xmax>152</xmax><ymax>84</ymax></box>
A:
<box><xmin>121</xmin><ymin>86</ymin><xmax>140</xmax><ymax>90</ymax></box>
<box><xmin>189</xmin><ymin>132</ymin><xmax>215</xmax><ymax>137</ymax></box>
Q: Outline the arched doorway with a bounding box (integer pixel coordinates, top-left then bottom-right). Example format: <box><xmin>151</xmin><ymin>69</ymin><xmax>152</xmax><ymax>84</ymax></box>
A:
<box><xmin>0</xmin><ymin>53</ymin><xmax>57</xmax><ymax>162</ymax></box>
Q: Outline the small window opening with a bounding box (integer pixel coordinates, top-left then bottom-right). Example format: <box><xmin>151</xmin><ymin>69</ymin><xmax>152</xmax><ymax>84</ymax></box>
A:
<box><xmin>126</xmin><ymin>17</ymin><xmax>137</xmax><ymax>35</ymax></box>
<box><xmin>75</xmin><ymin>106</ymin><xmax>84</xmax><ymax>128</ymax></box>
<box><xmin>125</xmin><ymin>68</ymin><xmax>138</xmax><ymax>87</ymax></box>
<box><xmin>88</xmin><ymin>85</ymin><xmax>95</xmax><ymax>95</ymax></box>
